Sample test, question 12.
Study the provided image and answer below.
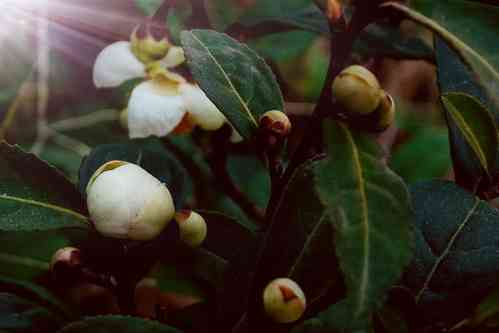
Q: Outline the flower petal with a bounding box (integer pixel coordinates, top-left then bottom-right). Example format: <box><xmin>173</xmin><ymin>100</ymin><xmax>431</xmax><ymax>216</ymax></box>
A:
<box><xmin>180</xmin><ymin>83</ymin><xmax>226</xmax><ymax>131</ymax></box>
<box><xmin>160</xmin><ymin>46</ymin><xmax>186</xmax><ymax>68</ymax></box>
<box><xmin>128</xmin><ymin>80</ymin><xmax>187</xmax><ymax>138</ymax></box>
<box><xmin>93</xmin><ymin>41</ymin><xmax>146</xmax><ymax>88</ymax></box>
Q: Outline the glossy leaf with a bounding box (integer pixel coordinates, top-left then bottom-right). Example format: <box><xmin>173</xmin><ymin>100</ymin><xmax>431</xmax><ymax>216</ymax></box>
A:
<box><xmin>180</xmin><ymin>29</ymin><xmax>284</xmax><ymax>140</ymax></box>
<box><xmin>78</xmin><ymin>139</ymin><xmax>189</xmax><ymax>208</ymax></box>
<box><xmin>314</xmin><ymin>120</ymin><xmax>413</xmax><ymax>329</ymax></box>
<box><xmin>57</xmin><ymin>315</ymin><xmax>181</xmax><ymax>333</ymax></box>
<box><xmin>245</xmin><ymin>159</ymin><xmax>342</xmax><ymax>331</ymax></box>
<box><xmin>404</xmin><ymin>181</ymin><xmax>499</xmax><ymax>325</ymax></box>
<box><xmin>0</xmin><ymin>142</ymin><xmax>89</xmax><ymax>232</ymax></box>
<box><xmin>441</xmin><ymin>93</ymin><xmax>498</xmax><ymax>189</ymax></box>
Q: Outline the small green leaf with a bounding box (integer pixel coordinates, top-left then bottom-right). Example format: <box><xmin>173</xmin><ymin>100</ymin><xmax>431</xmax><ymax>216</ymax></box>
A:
<box><xmin>314</xmin><ymin>120</ymin><xmax>413</xmax><ymax>329</ymax></box>
<box><xmin>441</xmin><ymin>93</ymin><xmax>498</xmax><ymax>187</ymax></box>
<box><xmin>405</xmin><ymin>181</ymin><xmax>499</xmax><ymax>325</ymax></box>
<box><xmin>57</xmin><ymin>315</ymin><xmax>181</xmax><ymax>333</ymax></box>
<box><xmin>180</xmin><ymin>29</ymin><xmax>284</xmax><ymax>139</ymax></box>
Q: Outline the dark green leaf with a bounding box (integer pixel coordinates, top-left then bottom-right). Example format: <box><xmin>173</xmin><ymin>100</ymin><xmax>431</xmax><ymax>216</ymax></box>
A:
<box><xmin>0</xmin><ymin>141</ymin><xmax>86</xmax><ymax>214</ymax></box>
<box><xmin>57</xmin><ymin>315</ymin><xmax>180</xmax><ymax>333</ymax></box>
<box><xmin>135</xmin><ymin>0</ymin><xmax>162</xmax><ymax>16</ymax></box>
<box><xmin>78</xmin><ymin>139</ymin><xmax>189</xmax><ymax>208</ymax></box>
<box><xmin>404</xmin><ymin>181</ymin><xmax>499</xmax><ymax>325</ymax></box>
<box><xmin>472</xmin><ymin>284</ymin><xmax>499</xmax><ymax>327</ymax></box>
<box><xmin>180</xmin><ymin>29</ymin><xmax>284</xmax><ymax>140</ymax></box>
<box><xmin>0</xmin><ymin>275</ymin><xmax>74</xmax><ymax>319</ymax></box>
<box><xmin>0</xmin><ymin>293</ymin><xmax>61</xmax><ymax>330</ymax></box>
<box><xmin>314</xmin><ymin>121</ymin><xmax>413</xmax><ymax>329</ymax></box>
<box><xmin>198</xmin><ymin>210</ymin><xmax>255</xmax><ymax>261</ymax></box>
<box><xmin>441</xmin><ymin>93</ymin><xmax>497</xmax><ymax>189</ymax></box>
<box><xmin>246</xmin><ymin>159</ymin><xmax>342</xmax><ymax>331</ymax></box>
<box><xmin>0</xmin><ymin>142</ymin><xmax>89</xmax><ymax>232</ymax></box>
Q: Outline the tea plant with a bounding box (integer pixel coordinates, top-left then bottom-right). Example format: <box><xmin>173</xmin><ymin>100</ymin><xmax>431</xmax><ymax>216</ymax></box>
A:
<box><xmin>1</xmin><ymin>0</ymin><xmax>499</xmax><ymax>332</ymax></box>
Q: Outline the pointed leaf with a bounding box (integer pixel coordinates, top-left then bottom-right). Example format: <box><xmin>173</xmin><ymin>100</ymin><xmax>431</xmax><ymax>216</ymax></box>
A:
<box><xmin>57</xmin><ymin>315</ymin><xmax>181</xmax><ymax>333</ymax></box>
<box><xmin>441</xmin><ymin>93</ymin><xmax>498</xmax><ymax>189</ymax></box>
<box><xmin>314</xmin><ymin>120</ymin><xmax>413</xmax><ymax>329</ymax></box>
<box><xmin>404</xmin><ymin>181</ymin><xmax>499</xmax><ymax>325</ymax></box>
<box><xmin>0</xmin><ymin>142</ymin><xmax>89</xmax><ymax>232</ymax></box>
<box><xmin>180</xmin><ymin>29</ymin><xmax>284</xmax><ymax>140</ymax></box>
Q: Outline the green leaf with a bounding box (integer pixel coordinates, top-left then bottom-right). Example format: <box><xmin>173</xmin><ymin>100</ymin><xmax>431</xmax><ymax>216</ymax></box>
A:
<box><xmin>57</xmin><ymin>315</ymin><xmax>181</xmax><ymax>333</ymax></box>
<box><xmin>0</xmin><ymin>142</ymin><xmax>89</xmax><ymax>232</ymax></box>
<box><xmin>198</xmin><ymin>210</ymin><xmax>255</xmax><ymax>261</ymax></box>
<box><xmin>245</xmin><ymin>159</ymin><xmax>342</xmax><ymax>330</ymax></box>
<box><xmin>0</xmin><ymin>275</ymin><xmax>74</xmax><ymax>319</ymax></box>
<box><xmin>0</xmin><ymin>293</ymin><xmax>61</xmax><ymax>330</ymax></box>
<box><xmin>180</xmin><ymin>29</ymin><xmax>284</xmax><ymax>140</ymax></box>
<box><xmin>78</xmin><ymin>139</ymin><xmax>190</xmax><ymax>208</ymax></box>
<box><xmin>441</xmin><ymin>93</ymin><xmax>498</xmax><ymax>188</ymax></box>
<box><xmin>314</xmin><ymin>121</ymin><xmax>413</xmax><ymax>329</ymax></box>
<box><xmin>472</xmin><ymin>284</ymin><xmax>499</xmax><ymax>327</ymax></box>
<box><xmin>404</xmin><ymin>181</ymin><xmax>499</xmax><ymax>325</ymax></box>
<box><xmin>391</xmin><ymin>1</ymin><xmax>499</xmax><ymax>111</ymax></box>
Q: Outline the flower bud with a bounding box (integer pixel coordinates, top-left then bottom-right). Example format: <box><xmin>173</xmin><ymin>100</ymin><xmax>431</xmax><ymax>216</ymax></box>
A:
<box><xmin>263</xmin><ymin>278</ymin><xmax>306</xmax><ymax>323</ymax></box>
<box><xmin>50</xmin><ymin>247</ymin><xmax>82</xmax><ymax>272</ymax></box>
<box><xmin>86</xmin><ymin>160</ymin><xmax>175</xmax><ymax>241</ymax></box>
<box><xmin>131</xmin><ymin>22</ymin><xmax>171</xmax><ymax>64</ymax></box>
<box><xmin>175</xmin><ymin>210</ymin><xmax>207</xmax><ymax>247</ymax></box>
<box><xmin>332</xmin><ymin>65</ymin><xmax>383</xmax><ymax>115</ymax></box>
<box><xmin>374</xmin><ymin>92</ymin><xmax>396</xmax><ymax>131</ymax></box>
<box><xmin>259</xmin><ymin>110</ymin><xmax>292</xmax><ymax>137</ymax></box>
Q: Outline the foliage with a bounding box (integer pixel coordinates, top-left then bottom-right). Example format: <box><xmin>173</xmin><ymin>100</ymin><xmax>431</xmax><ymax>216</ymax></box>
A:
<box><xmin>0</xmin><ymin>0</ymin><xmax>498</xmax><ymax>332</ymax></box>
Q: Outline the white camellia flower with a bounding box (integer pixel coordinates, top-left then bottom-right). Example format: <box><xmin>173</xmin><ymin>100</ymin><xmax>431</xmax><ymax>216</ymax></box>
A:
<box><xmin>86</xmin><ymin>160</ymin><xmax>175</xmax><ymax>241</ymax></box>
<box><xmin>92</xmin><ymin>39</ymin><xmax>240</xmax><ymax>140</ymax></box>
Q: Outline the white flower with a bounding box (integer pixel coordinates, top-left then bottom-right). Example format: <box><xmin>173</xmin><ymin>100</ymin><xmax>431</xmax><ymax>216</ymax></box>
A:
<box><xmin>93</xmin><ymin>41</ymin><xmax>235</xmax><ymax>139</ymax></box>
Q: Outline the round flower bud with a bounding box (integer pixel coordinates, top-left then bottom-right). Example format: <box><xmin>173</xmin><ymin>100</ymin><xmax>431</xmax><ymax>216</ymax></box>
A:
<box><xmin>130</xmin><ymin>22</ymin><xmax>171</xmax><ymax>64</ymax></box>
<box><xmin>263</xmin><ymin>278</ymin><xmax>306</xmax><ymax>323</ymax></box>
<box><xmin>332</xmin><ymin>65</ymin><xmax>383</xmax><ymax>115</ymax></box>
<box><xmin>174</xmin><ymin>210</ymin><xmax>207</xmax><ymax>247</ymax></box>
<box><xmin>374</xmin><ymin>92</ymin><xmax>396</xmax><ymax>131</ymax></box>
<box><xmin>86</xmin><ymin>160</ymin><xmax>175</xmax><ymax>241</ymax></box>
<box><xmin>50</xmin><ymin>247</ymin><xmax>82</xmax><ymax>272</ymax></box>
<box><xmin>259</xmin><ymin>110</ymin><xmax>292</xmax><ymax>137</ymax></box>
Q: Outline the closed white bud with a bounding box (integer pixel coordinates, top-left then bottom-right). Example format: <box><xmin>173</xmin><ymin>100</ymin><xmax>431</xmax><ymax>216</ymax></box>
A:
<box><xmin>86</xmin><ymin>161</ymin><xmax>175</xmax><ymax>241</ymax></box>
<box><xmin>263</xmin><ymin>278</ymin><xmax>306</xmax><ymax>323</ymax></box>
<box><xmin>174</xmin><ymin>210</ymin><xmax>207</xmax><ymax>247</ymax></box>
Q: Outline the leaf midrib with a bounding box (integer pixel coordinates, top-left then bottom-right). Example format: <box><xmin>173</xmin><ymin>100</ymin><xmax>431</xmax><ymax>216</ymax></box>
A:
<box><xmin>187</xmin><ymin>32</ymin><xmax>258</xmax><ymax>126</ymax></box>
<box><xmin>342</xmin><ymin>124</ymin><xmax>370</xmax><ymax>317</ymax></box>
<box><xmin>415</xmin><ymin>198</ymin><xmax>480</xmax><ymax>302</ymax></box>
<box><xmin>0</xmin><ymin>194</ymin><xmax>89</xmax><ymax>225</ymax></box>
